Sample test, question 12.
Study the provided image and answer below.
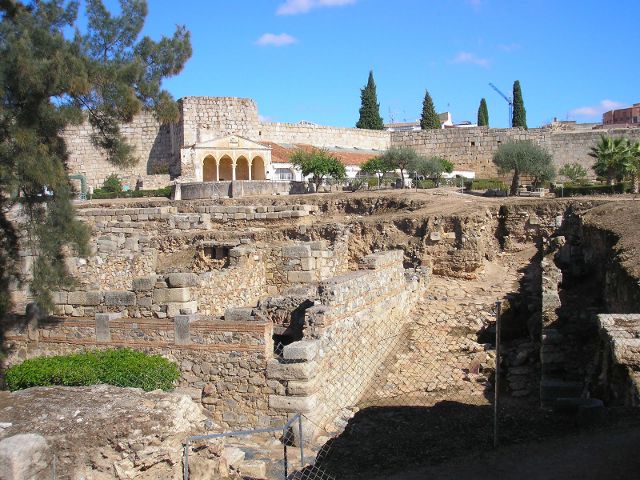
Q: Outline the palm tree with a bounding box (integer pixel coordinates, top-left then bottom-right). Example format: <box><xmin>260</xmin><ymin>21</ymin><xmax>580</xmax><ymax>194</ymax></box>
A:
<box><xmin>625</xmin><ymin>141</ymin><xmax>640</xmax><ymax>194</ymax></box>
<box><xmin>589</xmin><ymin>135</ymin><xmax>630</xmax><ymax>185</ymax></box>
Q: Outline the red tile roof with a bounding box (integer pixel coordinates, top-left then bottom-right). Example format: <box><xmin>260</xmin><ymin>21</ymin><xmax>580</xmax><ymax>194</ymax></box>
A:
<box><xmin>259</xmin><ymin>142</ymin><xmax>378</xmax><ymax>166</ymax></box>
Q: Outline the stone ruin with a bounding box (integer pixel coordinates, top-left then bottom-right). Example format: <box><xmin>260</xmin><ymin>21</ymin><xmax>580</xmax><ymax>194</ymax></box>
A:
<box><xmin>3</xmin><ymin>192</ymin><xmax>640</xmax><ymax>477</ymax></box>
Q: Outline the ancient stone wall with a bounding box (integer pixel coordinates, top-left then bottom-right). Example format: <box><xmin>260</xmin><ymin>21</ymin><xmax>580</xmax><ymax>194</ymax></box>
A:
<box><xmin>265</xmin><ymin>251</ymin><xmax>427</xmax><ymax>438</ymax></box>
<box><xmin>3</xmin><ymin>314</ymin><xmax>279</xmax><ymax>430</ymax></box>
<box><xmin>258</xmin><ymin>122</ymin><xmax>390</xmax><ymax>151</ymax></box>
<box><xmin>391</xmin><ymin>127</ymin><xmax>640</xmax><ymax>180</ymax></box>
<box><xmin>180</xmin><ymin>97</ymin><xmax>261</xmax><ymax>147</ymax></box>
<box><xmin>265</xmin><ymin>235</ymin><xmax>350</xmax><ymax>288</ymax></box>
<box><xmin>63</xmin><ymin>111</ymin><xmax>174</xmax><ymax>190</ymax></box>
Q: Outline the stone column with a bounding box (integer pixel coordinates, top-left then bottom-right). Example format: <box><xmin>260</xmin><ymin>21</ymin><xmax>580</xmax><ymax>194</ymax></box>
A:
<box><xmin>232</xmin><ymin>159</ymin><xmax>237</xmax><ymax>181</ymax></box>
<box><xmin>216</xmin><ymin>159</ymin><xmax>220</xmax><ymax>182</ymax></box>
<box><xmin>248</xmin><ymin>159</ymin><xmax>252</xmax><ymax>181</ymax></box>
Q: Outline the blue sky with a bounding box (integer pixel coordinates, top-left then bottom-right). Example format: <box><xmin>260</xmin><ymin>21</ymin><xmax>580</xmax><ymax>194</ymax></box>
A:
<box><xmin>92</xmin><ymin>0</ymin><xmax>639</xmax><ymax>128</ymax></box>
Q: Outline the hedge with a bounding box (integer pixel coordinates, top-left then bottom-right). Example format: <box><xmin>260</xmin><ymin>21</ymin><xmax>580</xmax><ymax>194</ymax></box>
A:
<box><xmin>555</xmin><ymin>182</ymin><xmax>631</xmax><ymax>197</ymax></box>
<box><xmin>5</xmin><ymin>349</ymin><xmax>180</xmax><ymax>392</ymax></box>
<box><xmin>465</xmin><ymin>178</ymin><xmax>508</xmax><ymax>191</ymax></box>
<box><xmin>91</xmin><ymin>186</ymin><xmax>172</xmax><ymax>199</ymax></box>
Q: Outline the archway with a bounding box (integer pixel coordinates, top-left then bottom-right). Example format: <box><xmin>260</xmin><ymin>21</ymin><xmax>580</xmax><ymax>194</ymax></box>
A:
<box><xmin>251</xmin><ymin>156</ymin><xmax>266</xmax><ymax>180</ymax></box>
<box><xmin>219</xmin><ymin>156</ymin><xmax>233</xmax><ymax>181</ymax></box>
<box><xmin>203</xmin><ymin>156</ymin><xmax>217</xmax><ymax>182</ymax></box>
<box><xmin>236</xmin><ymin>156</ymin><xmax>250</xmax><ymax>180</ymax></box>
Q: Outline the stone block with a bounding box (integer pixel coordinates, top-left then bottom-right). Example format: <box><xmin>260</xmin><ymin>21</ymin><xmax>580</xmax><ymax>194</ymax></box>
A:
<box><xmin>174</xmin><ymin>314</ymin><xmax>197</xmax><ymax>345</ymax></box>
<box><xmin>269</xmin><ymin>394</ymin><xmax>318</xmax><ymax>412</ymax></box>
<box><xmin>153</xmin><ymin>287</ymin><xmax>191</xmax><ymax>303</ymax></box>
<box><xmin>239</xmin><ymin>460</ymin><xmax>267</xmax><ymax>478</ymax></box>
<box><xmin>282</xmin><ymin>245</ymin><xmax>312</xmax><ymax>258</ymax></box>
<box><xmin>167</xmin><ymin>273</ymin><xmax>199</xmax><ymax>288</ymax></box>
<box><xmin>68</xmin><ymin>290</ymin><xmax>104</xmax><ymax>306</ymax></box>
<box><xmin>132</xmin><ymin>276</ymin><xmax>156</xmax><ymax>292</ymax></box>
<box><xmin>283</xmin><ymin>340</ymin><xmax>319</xmax><ymax>361</ymax></box>
<box><xmin>224</xmin><ymin>307</ymin><xmax>254</xmax><ymax>322</ymax></box>
<box><xmin>266</xmin><ymin>359</ymin><xmax>317</xmax><ymax>381</ymax></box>
<box><xmin>287</xmin><ymin>379</ymin><xmax>318</xmax><ymax>396</ymax></box>
<box><xmin>288</xmin><ymin>271</ymin><xmax>316</xmax><ymax>283</ymax></box>
<box><xmin>104</xmin><ymin>291</ymin><xmax>136</xmax><ymax>306</ymax></box>
<box><xmin>95</xmin><ymin>312</ymin><xmax>122</xmax><ymax>342</ymax></box>
<box><xmin>166</xmin><ymin>300</ymin><xmax>198</xmax><ymax>318</ymax></box>
<box><xmin>51</xmin><ymin>291</ymin><xmax>67</xmax><ymax>305</ymax></box>
<box><xmin>300</xmin><ymin>257</ymin><xmax>316</xmax><ymax>271</ymax></box>
<box><xmin>0</xmin><ymin>434</ymin><xmax>51</xmax><ymax>480</ymax></box>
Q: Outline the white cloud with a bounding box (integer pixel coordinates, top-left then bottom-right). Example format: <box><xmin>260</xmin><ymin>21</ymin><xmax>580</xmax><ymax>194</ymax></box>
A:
<box><xmin>498</xmin><ymin>43</ymin><xmax>521</xmax><ymax>52</ymax></box>
<box><xmin>255</xmin><ymin>33</ymin><xmax>298</xmax><ymax>47</ymax></box>
<box><xmin>450</xmin><ymin>51</ymin><xmax>490</xmax><ymax>68</ymax></box>
<box><xmin>569</xmin><ymin>100</ymin><xmax>628</xmax><ymax>117</ymax></box>
<box><xmin>276</xmin><ymin>0</ymin><xmax>357</xmax><ymax>15</ymax></box>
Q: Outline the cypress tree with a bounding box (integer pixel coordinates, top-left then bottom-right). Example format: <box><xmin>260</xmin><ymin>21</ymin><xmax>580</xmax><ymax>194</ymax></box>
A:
<box><xmin>420</xmin><ymin>89</ymin><xmax>441</xmax><ymax>130</ymax></box>
<box><xmin>477</xmin><ymin>98</ymin><xmax>489</xmax><ymax>127</ymax></box>
<box><xmin>512</xmin><ymin>80</ymin><xmax>527</xmax><ymax>129</ymax></box>
<box><xmin>356</xmin><ymin>71</ymin><xmax>384</xmax><ymax>130</ymax></box>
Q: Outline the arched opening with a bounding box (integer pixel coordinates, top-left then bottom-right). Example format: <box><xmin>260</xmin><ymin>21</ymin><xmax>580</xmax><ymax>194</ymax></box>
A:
<box><xmin>251</xmin><ymin>156</ymin><xmax>266</xmax><ymax>180</ymax></box>
<box><xmin>203</xmin><ymin>156</ymin><xmax>217</xmax><ymax>182</ymax></box>
<box><xmin>236</xmin><ymin>156</ymin><xmax>250</xmax><ymax>180</ymax></box>
<box><xmin>219</xmin><ymin>156</ymin><xmax>233</xmax><ymax>181</ymax></box>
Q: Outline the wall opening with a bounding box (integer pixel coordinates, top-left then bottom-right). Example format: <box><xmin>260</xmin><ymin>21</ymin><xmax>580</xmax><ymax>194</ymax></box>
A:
<box><xmin>203</xmin><ymin>156</ymin><xmax>216</xmax><ymax>182</ymax></box>
<box><xmin>236</xmin><ymin>156</ymin><xmax>250</xmax><ymax>180</ymax></box>
<box><xmin>219</xmin><ymin>155</ymin><xmax>233</xmax><ymax>181</ymax></box>
<box><xmin>251</xmin><ymin>156</ymin><xmax>266</xmax><ymax>180</ymax></box>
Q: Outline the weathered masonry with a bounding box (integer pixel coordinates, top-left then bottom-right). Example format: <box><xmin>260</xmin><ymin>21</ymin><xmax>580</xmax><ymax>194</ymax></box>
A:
<box><xmin>63</xmin><ymin>95</ymin><xmax>640</xmax><ymax>191</ymax></box>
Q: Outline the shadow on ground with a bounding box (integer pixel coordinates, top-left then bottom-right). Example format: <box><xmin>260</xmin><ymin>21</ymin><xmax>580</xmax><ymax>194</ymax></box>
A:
<box><xmin>302</xmin><ymin>400</ymin><xmax>640</xmax><ymax>480</ymax></box>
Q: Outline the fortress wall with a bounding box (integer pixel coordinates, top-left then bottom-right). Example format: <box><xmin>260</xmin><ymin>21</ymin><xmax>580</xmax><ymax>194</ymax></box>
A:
<box><xmin>179</xmin><ymin>96</ymin><xmax>261</xmax><ymax>146</ymax></box>
<box><xmin>392</xmin><ymin>127</ymin><xmax>640</xmax><ymax>180</ymax></box>
<box><xmin>259</xmin><ymin>122</ymin><xmax>391</xmax><ymax>151</ymax></box>
<box><xmin>63</xmin><ymin>111</ymin><xmax>174</xmax><ymax>190</ymax></box>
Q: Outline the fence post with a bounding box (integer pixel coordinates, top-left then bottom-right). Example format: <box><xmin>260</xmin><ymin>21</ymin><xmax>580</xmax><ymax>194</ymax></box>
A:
<box><xmin>283</xmin><ymin>425</ymin><xmax>289</xmax><ymax>480</ymax></box>
<box><xmin>298</xmin><ymin>414</ymin><xmax>305</xmax><ymax>467</ymax></box>
<box><xmin>183</xmin><ymin>442</ymin><xmax>189</xmax><ymax>480</ymax></box>
<box><xmin>493</xmin><ymin>301</ymin><xmax>502</xmax><ymax>448</ymax></box>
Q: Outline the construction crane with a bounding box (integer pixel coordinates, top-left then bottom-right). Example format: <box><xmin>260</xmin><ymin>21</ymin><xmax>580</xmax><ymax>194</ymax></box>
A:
<box><xmin>489</xmin><ymin>83</ymin><xmax>513</xmax><ymax>127</ymax></box>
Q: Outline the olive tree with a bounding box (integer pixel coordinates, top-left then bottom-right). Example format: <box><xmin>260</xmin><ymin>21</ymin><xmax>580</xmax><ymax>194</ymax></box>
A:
<box><xmin>493</xmin><ymin>141</ymin><xmax>555</xmax><ymax>195</ymax></box>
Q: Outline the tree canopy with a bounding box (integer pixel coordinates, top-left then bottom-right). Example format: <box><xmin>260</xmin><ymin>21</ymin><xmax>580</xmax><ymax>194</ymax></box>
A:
<box><xmin>412</xmin><ymin>156</ymin><xmax>454</xmax><ymax>186</ymax></box>
<box><xmin>0</xmin><ymin>0</ymin><xmax>192</xmax><ymax>316</ymax></box>
<box><xmin>290</xmin><ymin>148</ymin><xmax>346</xmax><ymax>190</ymax></box>
<box><xmin>512</xmin><ymin>80</ymin><xmax>527</xmax><ymax>129</ymax></box>
<box><xmin>589</xmin><ymin>135</ymin><xmax>632</xmax><ymax>185</ymax></box>
<box><xmin>558</xmin><ymin>163</ymin><xmax>587</xmax><ymax>184</ymax></box>
<box><xmin>477</xmin><ymin>98</ymin><xmax>489</xmax><ymax>127</ymax></box>
<box><xmin>356</xmin><ymin>71</ymin><xmax>384</xmax><ymax>130</ymax></box>
<box><xmin>378</xmin><ymin>146</ymin><xmax>420</xmax><ymax>188</ymax></box>
<box><xmin>493</xmin><ymin>140</ymin><xmax>554</xmax><ymax>194</ymax></box>
<box><xmin>420</xmin><ymin>89</ymin><xmax>440</xmax><ymax>130</ymax></box>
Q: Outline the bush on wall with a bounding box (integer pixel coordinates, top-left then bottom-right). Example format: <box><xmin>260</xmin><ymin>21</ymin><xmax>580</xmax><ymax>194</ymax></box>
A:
<box><xmin>5</xmin><ymin>349</ymin><xmax>180</xmax><ymax>392</ymax></box>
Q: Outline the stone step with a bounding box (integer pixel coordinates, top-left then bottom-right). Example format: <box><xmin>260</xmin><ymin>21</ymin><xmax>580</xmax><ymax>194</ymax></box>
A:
<box><xmin>553</xmin><ymin>397</ymin><xmax>604</xmax><ymax>413</ymax></box>
<box><xmin>540</xmin><ymin>379</ymin><xmax>583</xmax><ymax>401</ymax></box>
<box><xmin>221</xmin><ymin>446</ymin><xmax>245</xmax><ymax>467</ymax></box>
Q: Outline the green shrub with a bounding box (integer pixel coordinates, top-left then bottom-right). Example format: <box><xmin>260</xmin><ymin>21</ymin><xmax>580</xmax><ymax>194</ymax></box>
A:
<box><xmin>102</xmin><ymin>174</ymin><xmax>123</xmax><ymax>193</ymax></box>
<box><xmin>469</xmin><ymin>178</ymin><xmax>508</xmax><ymax>191</ymax></box>
<box><xmin>5</xmin><ymin>349</ymin><xmax>180</xmax><ymax>392</ymax></box>
<box><xmin>556</xmin><ymin>182</ymin><xmax>631</xmax><ymax>197</ymax></box>
<box><xmin>91</xmin><ymin>186</ymin><xmax>172</xmax><ymax>199</ymax></box>
<box><xmin>416</xmin><ymin>179</ymin><xmax>436</xmax><ymax>189</ymax></box>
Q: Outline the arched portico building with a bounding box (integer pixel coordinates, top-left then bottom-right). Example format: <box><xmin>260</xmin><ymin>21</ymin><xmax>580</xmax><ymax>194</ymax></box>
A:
<box><xmin>183</xmin><ymin>135</ymin><xmax>273</xmax><ymax>182</ymax></box>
